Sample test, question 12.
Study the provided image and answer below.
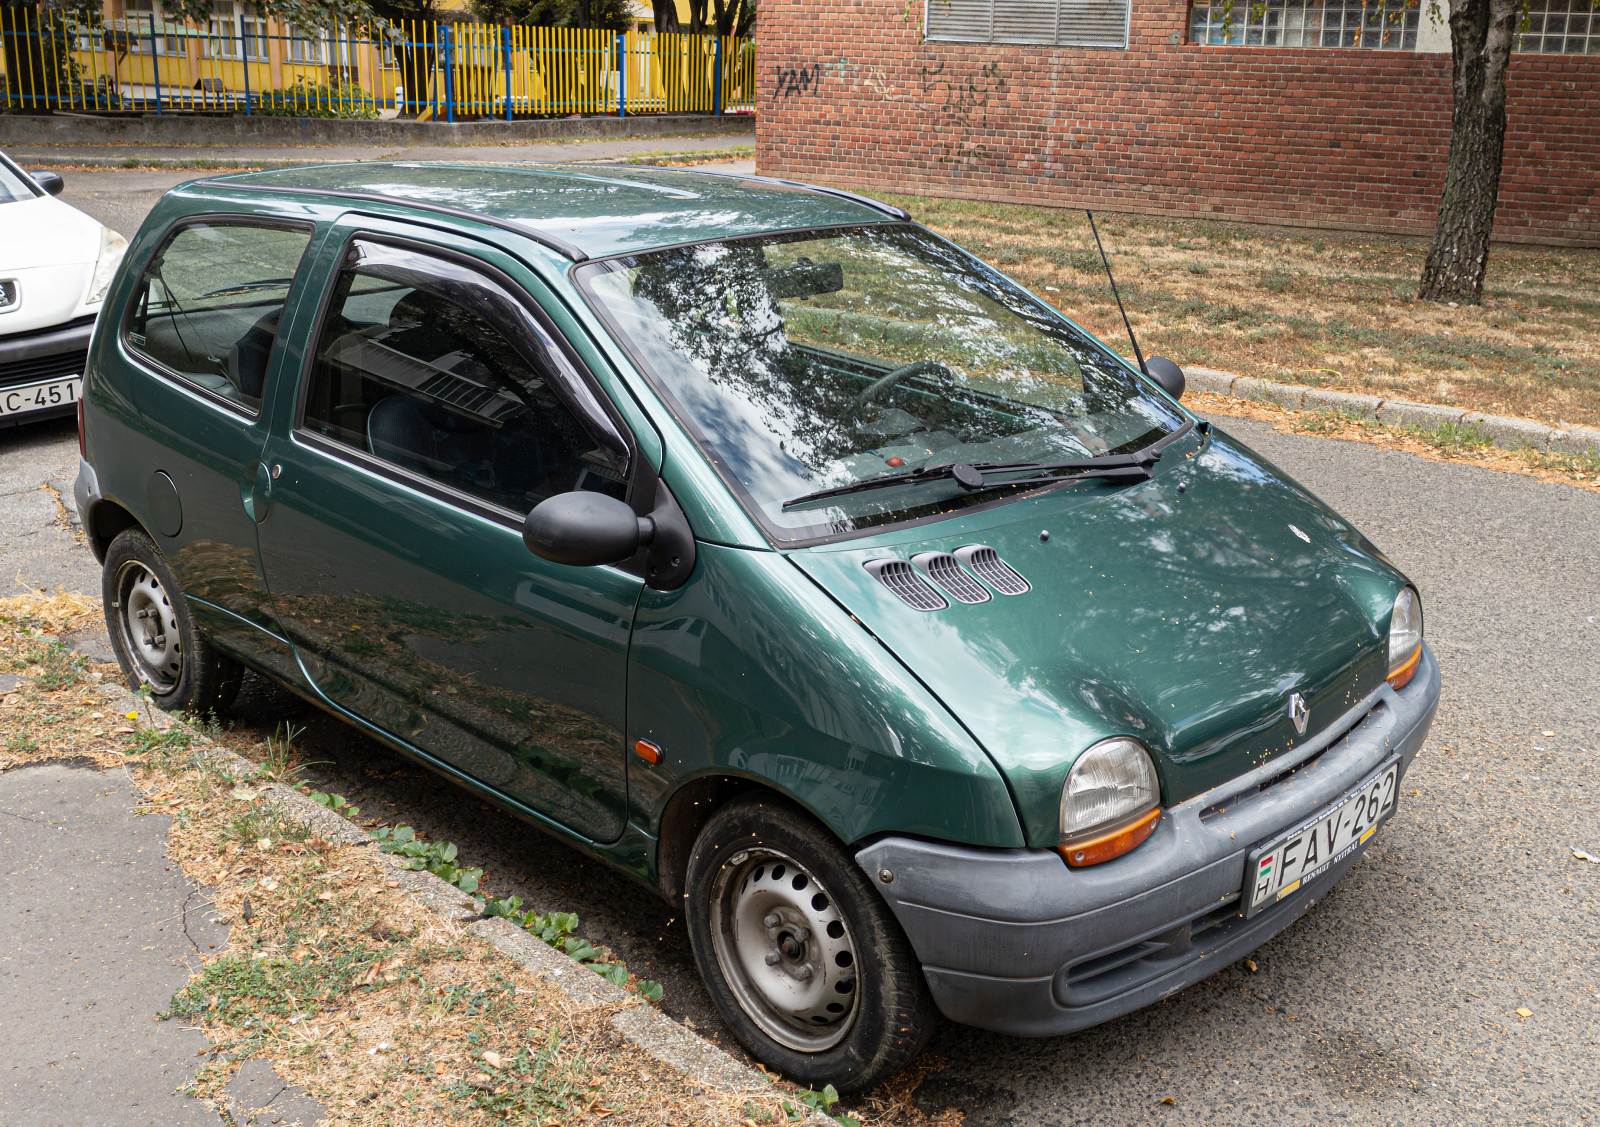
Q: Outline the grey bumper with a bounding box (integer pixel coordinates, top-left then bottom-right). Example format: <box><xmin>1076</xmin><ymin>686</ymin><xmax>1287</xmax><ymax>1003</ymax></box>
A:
<box><xmin>856</xmin><ymin>645</ymin><xmax>1441</xmax><ymax>1037</ymax></box>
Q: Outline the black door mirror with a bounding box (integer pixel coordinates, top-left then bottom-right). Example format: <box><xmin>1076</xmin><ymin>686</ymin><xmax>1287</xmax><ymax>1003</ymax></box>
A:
<box><xmin>29</xmin><ymin>170</ymin><xmax>64</xmax><ymax>196</ymax></box>
<box><xmin>523</xmin><ymin>490</ymin><xmax>653</xmax><ymax>567</ymax></box>
<box><xmin>1144</xmin><ymin>355</ymin><xmax>1185</xmax><ymax>400</ymax></box>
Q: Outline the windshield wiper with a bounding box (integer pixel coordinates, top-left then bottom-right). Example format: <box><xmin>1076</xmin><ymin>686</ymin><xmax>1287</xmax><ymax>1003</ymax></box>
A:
<box><xmin>781</xmin><ymin>451</ymin><xmax>1157</xmax><ymax>511</ymax></box>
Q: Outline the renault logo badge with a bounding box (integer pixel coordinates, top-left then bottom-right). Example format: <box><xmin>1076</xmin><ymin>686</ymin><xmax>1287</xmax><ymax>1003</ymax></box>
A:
<box><xmin>1288</xmin><ymin>692</ymin><xmax>1309</xmax><ymax>736</ymax></box>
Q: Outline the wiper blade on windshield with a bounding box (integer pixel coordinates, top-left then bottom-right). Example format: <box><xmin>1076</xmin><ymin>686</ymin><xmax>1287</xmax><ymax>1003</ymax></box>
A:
<box><xmin>780</xmin><ymin>450</ymin><xmax>1158</xmax><ymax>511</ymax></box>
<box><xmin>782</xmin><ymin>461</ymin><xmax>989</xmax><ymax>510</ymax></box>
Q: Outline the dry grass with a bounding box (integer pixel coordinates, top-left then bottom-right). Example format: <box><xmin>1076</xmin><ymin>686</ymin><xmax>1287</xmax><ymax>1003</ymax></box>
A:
<box><xmin>887</xmin><ymin>195</ymin><xmax>1600</xmax><ymax>429</ymax></box>
<box><xmin>0</xmin><ymin>595</ymin><xmax>849</xmax><ymax>1127</ymax></box>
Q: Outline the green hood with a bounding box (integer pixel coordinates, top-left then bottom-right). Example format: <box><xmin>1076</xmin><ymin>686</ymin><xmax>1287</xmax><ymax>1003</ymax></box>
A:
<box><xmin>786</xmin><ymin>428</ymin><xmax>1404</xmax><ymax>847</ymax></box>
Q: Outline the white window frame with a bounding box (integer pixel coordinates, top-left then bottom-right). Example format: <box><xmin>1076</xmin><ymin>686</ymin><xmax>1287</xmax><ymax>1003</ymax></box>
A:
<box><xmin>1187</xmin><ymin>0</ymin><xmax>1421</xmax><ymax>49</ymax></box>
<box><xmin>1516</xmin><ymin>0</ymin><xmax>1599</xmax><ymax>55</ymax></box>
<box><xmin>285</xmin><ymin>26</ymin><xmax>328</xmax><ymax>64</ymax></box>
<box><xmin>122</xmin><ymin>0</ymin><xmax>182</xmax><ymax>55</ymax></box>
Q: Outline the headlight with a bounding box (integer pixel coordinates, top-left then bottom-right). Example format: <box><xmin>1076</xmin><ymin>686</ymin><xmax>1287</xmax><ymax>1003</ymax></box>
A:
<box><xmin>1387</xmin><ymin>587</ymin><xmax>1423</xmax><ymax>690</ymax></box>
<box><xmin>1058</xmin><ymin>737</ymin><xmax>1161</xmax><ymax>867</ymax></box>
<box><xmin>86</xmin><ymin>226</ymin><xmax>128</xmax><ymax>306</ymax></box>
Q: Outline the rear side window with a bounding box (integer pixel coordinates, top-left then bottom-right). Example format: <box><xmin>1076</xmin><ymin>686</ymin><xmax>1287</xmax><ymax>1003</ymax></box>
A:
<box><xmin>125</xmin><ymin>221</ymin><xmax>312</xmax><ymax>414</ymax></box>
<box><xmin>299</xmin><ymin>238</ymin><xmax>628</xmax><ymax>516</ymax></box>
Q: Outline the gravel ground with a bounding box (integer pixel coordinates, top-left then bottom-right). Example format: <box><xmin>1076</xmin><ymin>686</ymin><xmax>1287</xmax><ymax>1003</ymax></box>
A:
<box><xmin>5</xmin><ymin>170</ymin><xmax>1596</xmax><ymax>1124</ymax></box>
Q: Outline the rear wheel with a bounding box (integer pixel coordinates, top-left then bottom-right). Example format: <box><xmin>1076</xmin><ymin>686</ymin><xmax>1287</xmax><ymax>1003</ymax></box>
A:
<box><xmin>684</xmin><ymin>795</ymin><xmax>937</xmax><ymax>1093</ymax></box>
<box><xmin>103</xmin><ymin>528</ymin><xmax>242</xmax><ymax>716</ymax></box>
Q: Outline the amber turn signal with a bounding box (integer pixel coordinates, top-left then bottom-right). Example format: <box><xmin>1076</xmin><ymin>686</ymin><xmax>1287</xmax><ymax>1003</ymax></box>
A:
<box><xmin>1387</xmin><ymin>644</ymin><xmax>1421</xmax><ymax>691</ymax></box>
<box><xmin>1058</xmin><ymin>806</ymin><xmax>1161</xmax><ymax>868</ymax></box>
<box><xmin>633</xmin><ymin>739</ymin><xmax>663</xmax><ymax>765</ymax></box>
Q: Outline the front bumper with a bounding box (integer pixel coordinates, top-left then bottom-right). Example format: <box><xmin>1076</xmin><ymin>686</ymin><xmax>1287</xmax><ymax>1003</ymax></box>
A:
<box><xmin>0</xmin><ymin>315</ymin><xmax>94</xmax><ymax>426</ymax></box>
<box><xmin>855</xmin><ymin>644</ymin><xmax>1441</xmax><ymax>1036</ymax></box>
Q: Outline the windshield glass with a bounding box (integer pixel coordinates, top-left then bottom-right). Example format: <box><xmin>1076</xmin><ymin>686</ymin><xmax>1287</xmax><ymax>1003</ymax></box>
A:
<box><xmin>0</xmin><ymin>157</ymin><xmax>39</xmax><ymax>205</ymax></box>
<box><xmin>578</xmin><ymin>225</ymin><xmax>1185</xmax><ymax>542</ymax></box>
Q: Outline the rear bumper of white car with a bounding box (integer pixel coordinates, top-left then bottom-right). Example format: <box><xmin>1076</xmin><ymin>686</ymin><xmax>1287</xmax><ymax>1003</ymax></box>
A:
<box><xmin>0</xmin><ymin>314</ymin><xmax>94</xmax><ymax>426</ymax></box>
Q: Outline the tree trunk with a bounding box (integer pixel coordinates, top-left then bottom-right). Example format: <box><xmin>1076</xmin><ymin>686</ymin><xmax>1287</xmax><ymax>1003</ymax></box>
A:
<box><xmin>1418</xmin><ymin>0</ymin><xmax>1517</xmax><ymax>303</ymax></box>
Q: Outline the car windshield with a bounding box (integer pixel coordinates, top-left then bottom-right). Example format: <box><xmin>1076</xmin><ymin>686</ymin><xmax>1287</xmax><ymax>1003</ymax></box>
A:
<box><xmin>577</xmin><ymin>225</ymin><xmax>1186</xmax><ymax>542</ymax></box>
<box><xmin>0</xmin><ymin>157</ymin><xmax>39</xmax><ymax>205</ymax></box>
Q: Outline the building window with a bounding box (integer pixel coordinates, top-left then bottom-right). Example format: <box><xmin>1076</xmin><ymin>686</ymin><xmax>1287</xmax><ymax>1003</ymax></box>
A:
<box><xmin>925</xmin><ymin>0</ymin><xmax>1131</xmax><ymax>49</ymax></box>
<box><xmin>286</xmin><ymin>27</ymin><xmax>327</xmax><ymax>63</ymax></box>
<box><xmin>122</xmin><ymin>0</ymin><xmax>181</xmax><ymax>55</ymax></box>
<box><xmin>201</xmin><ymin>3</ymin><xmax>264</xmax><ymax>59</ymax></box>
<box><xmin>1188</xmin><ymin>0</ymin><xmax>1420</xmax><ymax>48</ymax></box>
<box><xmin>1518</xmin><ymin>0</ymin><xmax>1599</xmax><ymax>54</ymax></box>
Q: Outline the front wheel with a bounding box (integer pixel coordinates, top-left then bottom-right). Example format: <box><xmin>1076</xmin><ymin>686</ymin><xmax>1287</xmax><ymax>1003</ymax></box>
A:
<box><xmin>684</xmin><ymin>795</ymin><xmax>937</xmax><ymax>1093</ymax></box>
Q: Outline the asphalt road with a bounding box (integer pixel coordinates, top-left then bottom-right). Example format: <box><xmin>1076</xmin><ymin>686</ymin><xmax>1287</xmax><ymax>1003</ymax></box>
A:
<box><xmin>4</xmin><ymin>172</ymin><xmax>1596</xmax><ymax>1124</ymax></box>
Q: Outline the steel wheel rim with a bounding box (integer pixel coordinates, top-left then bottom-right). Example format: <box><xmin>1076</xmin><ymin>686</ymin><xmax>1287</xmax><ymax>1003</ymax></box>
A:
<box><xmin>114</xmin><ymin>560</ymin><xmax>182</xmax><ymax>692</ymax></box>
<box><xmin>708</xmin><ymin>847</ymin><xmax>860</xmax><ymax>1053</ymax></box>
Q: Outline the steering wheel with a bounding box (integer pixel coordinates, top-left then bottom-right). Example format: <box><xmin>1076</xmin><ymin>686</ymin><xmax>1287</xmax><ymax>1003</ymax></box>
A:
<box><xmin>852</xmin><ymin>359</ymin><xmax>951</xmax><ymax>408</ymax></box>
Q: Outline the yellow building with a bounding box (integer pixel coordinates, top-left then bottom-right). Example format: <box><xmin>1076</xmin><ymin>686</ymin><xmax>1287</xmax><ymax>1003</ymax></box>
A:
<box><xmin>0</xmin><ymin>0</ymin><xmax>751</xmax><ymax>116</ymax></box>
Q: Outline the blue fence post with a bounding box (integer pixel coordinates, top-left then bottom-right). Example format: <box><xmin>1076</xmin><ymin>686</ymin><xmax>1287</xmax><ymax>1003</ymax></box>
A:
<box><xmin>148</xmin><ymin>14</ymin><xmax>163</xmax><ymax>113</ymax></box>
<box><xmin>441</xmin><ymin>24</ymin><xmax>454</xmax><ymax>123</ymax></box>
<box><xmin>712</xmin><ymin>35</ymin><xmax>722</xmax><ymax>115</ymax></box>
<box><xmin>615</xmin><ymin>32</ymin><xmax>625</xmax><ymax>117</ymax></box>
<box><xmin>501</xmin><ymin>25</ymin><xmax>512</xmax><ymax>121</ymax></box>
<box><xmin>237</xmin><ymin>14</ymin><xmax>252</xmax><ymax>115</ymax></box>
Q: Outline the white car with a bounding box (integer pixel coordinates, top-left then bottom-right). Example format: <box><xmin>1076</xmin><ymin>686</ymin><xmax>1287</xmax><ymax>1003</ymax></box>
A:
<box><xmin>0</xmin><ymin>152</ymin><xmax>127</xmax><ymax>427</ymax></box>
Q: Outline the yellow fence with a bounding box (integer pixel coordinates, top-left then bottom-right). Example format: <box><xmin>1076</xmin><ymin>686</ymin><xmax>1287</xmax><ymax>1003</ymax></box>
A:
<box><xmin>0</xmin><ymin>8</ymin><xmax>754</xmax><ymax>119</ymax></box>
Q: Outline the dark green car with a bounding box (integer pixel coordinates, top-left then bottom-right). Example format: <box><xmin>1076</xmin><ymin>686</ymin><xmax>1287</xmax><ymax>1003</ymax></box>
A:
<box><xmin>74</xmin><ymin>163</ymin><xmax>1439</xmax><ymax>1092</ymax></box>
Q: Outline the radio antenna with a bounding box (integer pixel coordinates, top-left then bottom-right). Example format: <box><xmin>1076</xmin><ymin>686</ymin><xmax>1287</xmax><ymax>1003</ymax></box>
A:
<box><xmin>1086</xmin><ymin>210</ymin><xmax>1146</xmax><ymax>375</ymax></box>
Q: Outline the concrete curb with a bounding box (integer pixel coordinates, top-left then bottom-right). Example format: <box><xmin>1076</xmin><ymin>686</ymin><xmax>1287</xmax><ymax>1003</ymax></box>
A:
<box><xmin>1186</xmin><ymin>367</ymin><xmax>1600</xmax><ymax>457</ymax></box>
<box><xmin>97</xmin><ymin>682</ymin><xmax>833</xmax><ymax>1126</ymax></box>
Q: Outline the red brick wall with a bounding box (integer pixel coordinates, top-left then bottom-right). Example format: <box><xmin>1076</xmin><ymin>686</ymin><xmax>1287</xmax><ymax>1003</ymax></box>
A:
<box><xmin>755</xmin><ymin>1</ymin><xmax>1600</xmax><ymax>246</ymax></box>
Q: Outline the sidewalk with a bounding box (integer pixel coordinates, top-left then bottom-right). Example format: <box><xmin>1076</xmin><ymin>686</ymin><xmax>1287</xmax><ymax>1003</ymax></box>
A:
<box><xmin>0</xmin><ymin>761</ymin><xmax>246</xmax><ymax>1126</ymax></box>
<box><xmin>2</xmin><ymin>131</ymin><xmax>754</xmax><ymax>171</ymax></box>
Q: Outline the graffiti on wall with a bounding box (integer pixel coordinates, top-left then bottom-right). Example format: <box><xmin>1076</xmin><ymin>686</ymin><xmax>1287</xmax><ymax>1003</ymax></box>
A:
<box><xmin>774</xmin><ymin>62</ymin><xmax>825</xmax><ymax>98</ymax></box>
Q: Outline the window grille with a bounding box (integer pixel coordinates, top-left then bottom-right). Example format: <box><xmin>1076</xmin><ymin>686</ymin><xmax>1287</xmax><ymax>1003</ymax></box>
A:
<box><xmin>926</xmin><ymin>0</ymin><xmax>1131</xmax><ymax>49</ymax></box>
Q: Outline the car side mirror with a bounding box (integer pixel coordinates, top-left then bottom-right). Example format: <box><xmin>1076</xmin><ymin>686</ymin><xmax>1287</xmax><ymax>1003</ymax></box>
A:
<box><xmin>523</xmin><ymin>490</ymin><xmax>654</xmax><ymax>567</ymax></box>
<box><xmin>1144</xmin><ymin>355</ymin><xmax>1184</xmax><ymax>400</ymax></box>
<box><xmin>29</xmin><ymin>171</ymin><xmax>64</xmax><ymax>196</ymax></box>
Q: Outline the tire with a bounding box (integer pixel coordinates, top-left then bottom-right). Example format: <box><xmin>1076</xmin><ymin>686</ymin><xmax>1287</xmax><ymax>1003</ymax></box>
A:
<box><xmin>684</xmin><ymin>794</ymin><xmax>937</xmax><ymax>1094</ymax></box>
<box><xmin>102</xmin><ymin>527</ymin><xmax>243</xmax><ymax>717</ymax></box>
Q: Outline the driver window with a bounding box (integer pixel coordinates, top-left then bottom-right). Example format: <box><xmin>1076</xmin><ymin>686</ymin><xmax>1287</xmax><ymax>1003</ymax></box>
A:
<box><xmin>124</xmin><ymin>221</ymin><xmax>313</xmax><ymax>414</ymax></box>
<box><xmin>299</xmin><ymin>240</ymin><xmax>627</xmax><ymax>515</ymax></box>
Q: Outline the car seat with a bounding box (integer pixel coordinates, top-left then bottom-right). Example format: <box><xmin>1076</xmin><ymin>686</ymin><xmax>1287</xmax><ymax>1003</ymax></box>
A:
<box><xmin>228</xmin><ymin>308</ymin><xmax>281</xmax><ymax>404</ymax></box>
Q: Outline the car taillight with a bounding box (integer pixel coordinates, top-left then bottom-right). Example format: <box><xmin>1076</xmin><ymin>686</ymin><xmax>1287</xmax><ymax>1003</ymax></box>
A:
<box><xmin>77</xmin><ymin>396</ymin><xmax>86</xmax><ymax>458</ymax></box>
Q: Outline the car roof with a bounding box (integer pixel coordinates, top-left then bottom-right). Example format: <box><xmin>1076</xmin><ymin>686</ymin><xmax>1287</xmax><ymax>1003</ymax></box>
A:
<box><xmin>196</xmin><ymin>162</ymin><xmax>907</xmax><ymax>262</ymax></box>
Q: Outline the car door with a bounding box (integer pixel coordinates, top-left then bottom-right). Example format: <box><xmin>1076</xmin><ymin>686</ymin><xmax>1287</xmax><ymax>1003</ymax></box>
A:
<box><xmin>252</xmin><ymin>221</ymin><xmax>643</xmax><ymax>843</ymax></box>
<box><xmin>108</xmin><ymin>215</ymin><xmax>318</xmax><ymax>666</ymax></box>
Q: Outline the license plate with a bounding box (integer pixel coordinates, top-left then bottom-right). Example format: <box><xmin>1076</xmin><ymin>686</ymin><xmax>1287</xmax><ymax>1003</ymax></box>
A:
<box><xmin>1244</xmin><ymin>758</ymin><xmax>1400</xmax><ymax>916</ymax></box>
<box><xmin>0</xmin><ymin>376</ymin><xmax>80</xmax><ymax>417</ymax></box>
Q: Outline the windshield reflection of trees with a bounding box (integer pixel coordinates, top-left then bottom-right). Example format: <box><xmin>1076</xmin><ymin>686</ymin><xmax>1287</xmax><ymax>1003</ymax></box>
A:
<box><xmin>617</xmin><ymin>228</ymin><xmax>1179</xmax><ymax>523</ymax></box>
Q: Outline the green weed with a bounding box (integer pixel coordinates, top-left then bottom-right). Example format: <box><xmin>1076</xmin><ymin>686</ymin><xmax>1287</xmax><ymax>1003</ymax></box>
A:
<box><xmin>373</xmin><ymin>825</ymin><xmax>483</xmax><ymax>894</ymax></box>
<box><xmin>35</xmin><ymin>640</ymin><xmax>87</xmax><ymax>690</ymax></box>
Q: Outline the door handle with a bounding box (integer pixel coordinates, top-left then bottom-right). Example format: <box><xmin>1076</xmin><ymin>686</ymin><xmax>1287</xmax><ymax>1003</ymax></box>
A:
<box><xmin>242</xmin><ymin>460</ymin><xmax>276</xmax><ymax>524</ymax></box>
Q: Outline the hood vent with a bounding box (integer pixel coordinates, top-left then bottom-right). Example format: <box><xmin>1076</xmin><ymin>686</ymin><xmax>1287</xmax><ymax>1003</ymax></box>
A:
<box><xmin>866</xmin><ymin>547</ymin><xmax>1031</xmax><ymax>609</ymax></box>
<box><xmin>864</xmin><ymin>559</ymin><xmax>947</xmax><ymax>611</ymax></box>
<box><xmin>914</xmin><ymin>552</ymin><xmax>991</xmax><ymax>604</ymax></box>
<box><xmin>955</xmin><ymin>545</ymin><xmax>1030</xmax><ymax>595</ymax></box>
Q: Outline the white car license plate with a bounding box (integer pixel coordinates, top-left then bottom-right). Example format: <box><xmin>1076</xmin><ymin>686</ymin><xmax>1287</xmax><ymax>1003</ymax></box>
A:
<box><xmin>1244</xmin><ymin>758</ymin><xmax>1400</xmax><ymax>916</ymax></box>
<box><xmin>0</xmin><ymin>376</ymin><xmax>80</xmax><ymax>417</ymax></box>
